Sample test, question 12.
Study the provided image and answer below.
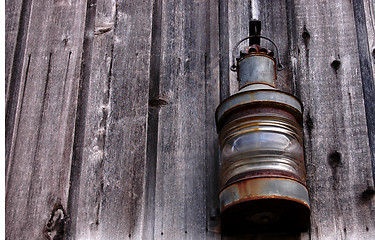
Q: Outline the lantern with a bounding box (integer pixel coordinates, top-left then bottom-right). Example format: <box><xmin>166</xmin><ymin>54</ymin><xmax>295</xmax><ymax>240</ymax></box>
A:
<box><xmin>216</xmin><ymin>21</ymin><xmax>310</xmax><ymax>234</ymax></box>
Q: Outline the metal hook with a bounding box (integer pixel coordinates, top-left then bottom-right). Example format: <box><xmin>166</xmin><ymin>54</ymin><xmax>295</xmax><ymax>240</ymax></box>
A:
<box><xmin>230</xmin><ymin>35</ymin><xmax>283</xmax><ymax>72</ymax></box>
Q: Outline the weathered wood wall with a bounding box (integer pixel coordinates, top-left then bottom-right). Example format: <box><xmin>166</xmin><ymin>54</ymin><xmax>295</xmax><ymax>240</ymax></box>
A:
<box><xmin>5</xmin><ymin>0</ymin><xmax>375</xmax><ymax>239</ymax></box>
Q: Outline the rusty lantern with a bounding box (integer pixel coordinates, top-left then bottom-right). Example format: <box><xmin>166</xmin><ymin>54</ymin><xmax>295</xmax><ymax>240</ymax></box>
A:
<box><xmin>216</xmin><ymin>21</ymin><xmax>310</xmax><ymax>234</ymax></box>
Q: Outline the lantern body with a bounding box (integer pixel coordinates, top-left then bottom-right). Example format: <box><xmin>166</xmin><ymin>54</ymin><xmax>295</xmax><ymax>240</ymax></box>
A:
<box><xmin>216</xmin><ymin>45</ymin><xmax>310</xmax><ymax>234</ymax></box>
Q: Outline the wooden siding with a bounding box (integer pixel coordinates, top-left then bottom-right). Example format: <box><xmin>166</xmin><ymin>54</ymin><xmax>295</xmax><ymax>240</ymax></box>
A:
<box><xmin>5</xmin><ymin>0</ymin><xmax>375</xmax><ymax>239</ymax></box>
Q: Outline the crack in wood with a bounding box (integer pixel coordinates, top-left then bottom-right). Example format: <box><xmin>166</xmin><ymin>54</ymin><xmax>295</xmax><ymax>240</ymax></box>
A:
<box><xmin>6</xmin><ymin>54</ymin><xmax>32</xmax><ymax>189</ymax></box>
<box><xmin>141</xmin><ymin>0</ymin><xmax>162</xmax><ymax>238</ymax></box>
<box><xmin>286</xmin><ymin>0</ymin><xmax>300</xmax><ymax>97</ymax></box>
<box><xmin>148</xmin><ymin>98</ymin><xmax>167</xmax><ymax>108</ymax></box>
<box><xmin>218</xmin><ymin>0</ymin><xmax>229</xmax><ymax>101</ymax></box>
<box><xmin>352</xmin><ymin>0</ymin><xmax>375</xmax><ymax>186</ymax></box>
<box><xmin>305</xmin><ymin>111</ymin><xmax>314</xmax><ymax>137</ymax></box>
<box><xmin>24</xmin><ymin>52</ymin><xmax>53</xmax><ymax>210</ymax></box>
<box><xmin>60</xmin><ymin>51</ymin><xmax>72</xmax><ymax>115</ymax></box>
<box><xmin>302</xmin><ymin>25</ymin><xmax>310</xmax><ymax>50</ymax></box>
<box><xmin>66</xmin><ymin>0</ymin><xmax>98</xmax><ymax>238</ymax></box>
<box><xmin>18</xmin><ymin>53</ymin><xmax>53</xmax><ymax>236</ymax></box>
<box><xmin>5</xmin><ymin>0</ymin><xmax>33</xmax><ymax>181</ymax></box>
<box><xmin>93</xmin><ymin>31</ymin><xmax>116</xmax><ymax>229</ymax></box>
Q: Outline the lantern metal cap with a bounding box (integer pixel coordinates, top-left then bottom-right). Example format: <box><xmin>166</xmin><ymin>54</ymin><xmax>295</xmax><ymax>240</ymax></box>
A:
<box><xmin>215</xmin><ymin>89</ymin><xmax>303</xmax><ymax>132</ymax></box>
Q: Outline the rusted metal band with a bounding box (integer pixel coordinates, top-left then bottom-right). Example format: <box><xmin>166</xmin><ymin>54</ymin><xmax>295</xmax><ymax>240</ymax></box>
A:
<box><xmin>215</xmin><ymin>89</ymin><xmax>303</xmax><ymax>131</ymax></box>
<box><xmin>223</xmin><ymin>169</ymin><xmax>305</xmax><ymax>189</ymax></box>
<box><xmin>216</xmin><ymin>106</ymin><xmax>300</xmax><ymax>133</ymax></box>
<box><xmin>219</xmin><ymin>177</ymin><xmax>310</xmax><ymax>212</ymax></box>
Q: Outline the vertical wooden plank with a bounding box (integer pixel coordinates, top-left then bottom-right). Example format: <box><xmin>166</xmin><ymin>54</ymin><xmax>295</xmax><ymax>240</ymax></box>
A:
<box><xmin>205</xmin><ymin>0</ymin><xmax>221</xmax><ymax>236</ymax></box>
<box><xmin>70</xmin><ymin>0</ymin><xmax>154</xmax><ymax>239</ymax></box>
<box><xmin>219</xmin><ymin>0</ymin><xmax>230</xmax><ymax>101</ymax></box>
<box><xmin>294</xmin><ymin>0</ymin><xmax>375</xmax><ymax>239</ymax></box>
<box><xmin>226</xmin><ymin>0</ymin><xmax>294</xmax><ymax>95</ymax></box>
<box><xmin>5</xmin><ymin>0</ymin><xmax>32</xmax><ymax>175</ymax></box>
<box><xmin>5</xmin><ymin>0</ymin><xmax>21</xmax><ymax>92</ymax></box>
<box><xmin>5</xmin><ymin>0</ymin><xmax>87</xmax><ymax>239</ymax></box>
<box><xmin>227</xmin><ymin>0</ymin><xmax>295</xmax><ymax>93</ymax></box>
<box><xmin>66</xmin><ymin>0</ymin><xmax>116</xmax><ymax>239</ymax></box>
<box><xmin>227</xmin><ymin>0</ymin><xmax>249</xmax><ymax>95</ymax></box>
<box><xmin>141</xmin><ymin>0</ymin><xmax>162</xmax><ymax>238</ymax></box>
<box><xmin>153</xmin><ymin>0</ymin><xmax>220</xmax><ymax>239</ymax></box>
<box><xmin>362</xmin><ymin>0</ymin><xmax>375</xmax><ymax>83</ymax></box>
<box><xmin>353</xmin><ymin>0</ymin><xmax>375</xmax><ymax>186</ymax></box>
<box><xmin>256</xmin><ymin>0</ymin><xmax>293</xmax><ymax>93</ymax></box>
<box><xmin>5</xmin><ymin>0</ymin><xmax>25</xmax><ymax>99</ymax></box>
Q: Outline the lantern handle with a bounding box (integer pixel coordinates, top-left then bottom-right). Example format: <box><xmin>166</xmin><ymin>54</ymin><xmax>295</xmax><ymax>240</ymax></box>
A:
<box><xmin>230</xmin><ymin>35</ymin><xmax>283</xmax><ymax>72</ymax></box>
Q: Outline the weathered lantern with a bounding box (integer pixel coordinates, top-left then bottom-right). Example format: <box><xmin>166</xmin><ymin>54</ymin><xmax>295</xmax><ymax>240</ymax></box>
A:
<box><xmin>216</xmin><ymin>21</ymin><xmax>310</xmax><ymax>234</ymax></box>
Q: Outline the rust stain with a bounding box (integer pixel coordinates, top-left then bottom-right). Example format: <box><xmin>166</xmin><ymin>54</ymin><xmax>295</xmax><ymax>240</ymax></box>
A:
<box><xmin>221</xmin><ymin>177</ymin><xmax>310</xmax><ymax>211</ymax></box>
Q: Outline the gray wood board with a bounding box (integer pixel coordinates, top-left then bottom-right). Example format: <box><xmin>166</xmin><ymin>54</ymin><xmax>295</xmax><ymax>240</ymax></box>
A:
<box><xmin>69</xmin><ymin>0</ymin><xmax>117</xmax><ymax>239</ymax></box>
<box><xmin>5</xmin><ymin>0</ymin><xmax>375</xmax><ymax>239</ymax></box>
<box><xmin>353</xmin><ymin>0</ymin><xmax>375</xmax><ymax>188</ymax></box>
<box><xmin>67</xmin><ymin>0</ymin><xmax>155</xmax><ymax>239</ymax></box>
<box><xmin>5</xmin><ymin>0</ymin><xmax>32</xmax><ymax>174</ymax></box>
<box><xmin>295</xmin><ymin>0</ymin><xmax>375</xmax><ymax>239</ymax></box>
<box><xmin>5</xmin><ymin>0</ymin><xmax>87</xmax><ymax>239</ymax></box>
<box><xmin>152</xmin><ymin>0</ymin><xmax>220</xmax><ymax>239</ymax></box>
<box><xmin>5</xmin><ymin>0</ymin><xmax>21</xmax><ymax>96</ymax></box>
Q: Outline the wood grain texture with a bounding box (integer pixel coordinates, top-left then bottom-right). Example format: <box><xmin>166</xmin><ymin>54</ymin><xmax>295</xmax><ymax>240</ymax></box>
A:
<box><xmin>67</xmin><ymin>0</ymin><xmax>155</xmax><ymax>239</ymax></box>
<box><xmin>256</xmin><ymin>0</ymin><xmax>293</xmax><ymax>93</ymax></box>
<box><xmin>5</xmin><ymin>0</ymin><xmax>375</xmax><ymax>239</ymax></box>
<box><xmin>5</xmin><ymin>0</ymin><xmax>24</xmax><ymax>100</ymax></box>
<box><xmin>152</xmin><ymin>0</ymin><xmax>220</xmax><ymax>239</ymax></box>
<box><xmin>222</xmin><ymin>1</ymin><xmax>306</xmax><ymax>239</ymax></box>
<box><xmin>362</xmin><ymin>0</ymin><xmax>375</xmax><ymax>83</ymax></box>
<box><xmin>353</xmin><ymin>0</ymin><xmax>375</xmax><ymax>186</ymax></box>
<box><xmin>5</xmin><ymin>0</ymin><xmax>32</xmax><ymax>177</ymax></box>
<box><xmin>227</xmin><ymin>0</ymin><xmax>249</xmax><ymax>95</ymax></box>
<box><xmin>66</xmin><ymin>0</ymin><xmax>116</xmax><ymax>239</ymax></box>
<box><xmin>5</xmin><ymin>0</ymin><xmax>87</xmax><ymax>239</ymax></box>
<box><xmin>97</xmin><ymin>0</ymin><xmax>153</xmax><ymax>238</ymax></box>
<box><xmin>295</xmin><ymin>0</ymin><xmax>375</xmax><ymax>239</ymax></box>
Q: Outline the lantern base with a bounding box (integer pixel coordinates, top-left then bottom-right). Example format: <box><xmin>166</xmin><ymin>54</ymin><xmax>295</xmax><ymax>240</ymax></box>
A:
<box><xmin>219</xmin><ymin>178</ymin><xmax>310</xmax><ymax>235</ymax></box>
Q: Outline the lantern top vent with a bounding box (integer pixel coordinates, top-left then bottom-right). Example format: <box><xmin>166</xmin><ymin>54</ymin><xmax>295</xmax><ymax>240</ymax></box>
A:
<box><xmin>239</xmin><ymin>44</ymin><xmax>275</xmax><ymax>59</ymax></box>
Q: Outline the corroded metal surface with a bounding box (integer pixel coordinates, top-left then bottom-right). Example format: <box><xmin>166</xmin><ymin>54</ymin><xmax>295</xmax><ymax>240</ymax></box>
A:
<box><xmin>215</xmin><ymin>89</ymin><xmax>303</xmax><ymax>128</ymax></box>
<box><xmin>216</xmin><ymin>31</ymin><xmax>310</xmax><ymax>234</ymax></box>
<box><xmin>216</xmin><ymin>86</ymin><xmax>310</xmax><ymax>233</ymax></box>
<box><xmin>220</xmin><ymin>178</ymin><xmax>310</xmax><ymax>234</ymax></box>
<box><xmin>220</xmin><ymin>178</ymin><xmax>310</xmax><ymax>210</ymax></box>
<box><xmin>216</xmin><ymin>84</ymin><xmax>311</xmax><ymax>233</ymax></box>
<box><xmin>238</xmin><ymin>55</ymin><xmax>276</xmax><ymax>89</ymax></box>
